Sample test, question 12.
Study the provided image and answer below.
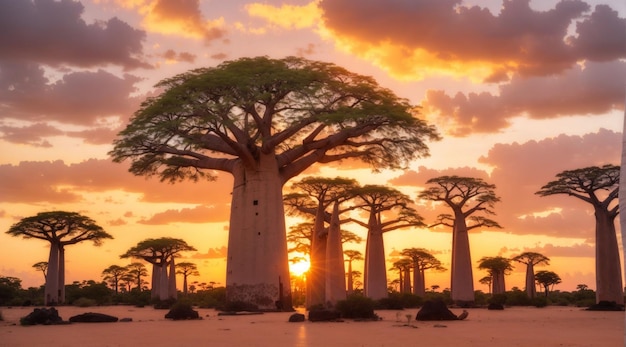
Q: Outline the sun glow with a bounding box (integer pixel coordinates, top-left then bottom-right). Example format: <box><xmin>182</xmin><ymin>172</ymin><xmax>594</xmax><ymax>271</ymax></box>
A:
<box><xmin>290</xmin><ymin>259</ymin><xmax>311</xmax><ymax>277</ymax></box>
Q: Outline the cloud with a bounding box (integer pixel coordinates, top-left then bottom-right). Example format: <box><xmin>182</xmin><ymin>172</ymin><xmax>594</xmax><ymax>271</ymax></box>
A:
<box><xmin>391</xmin><ymin>129</ymin><xmax>620</xmax><ymax>239</ymax></box>
<box><xmin>0</xmin><ymin>123</ymin><xmax>62</xmax><ymax>147</ymax></box>
<box><xmin>521</xmin><ymin>243</ymin><xmax>595</xmax><ymax>258</ymax></box>
<box><xmin>318</xmin><ymin>0</ymin><xmax>626</xmax><ymax>81</ymax></box>
<box><xmin>192</xmin><ymin>246</ymin><xmax>228</xmax><ymax>259</ymax></box>
<box><xmin>0</xmin><ymin>0</ymin><xmax>149</xmax><ymax>69</ymax></box>
<box><xmin>0</xmin><ymin>62</ymin><xmax>142</xmax><ymax>126</ymax></box>
<box><xmin>161</xmin><ymin>49</ymin><xmax>197</xmax><ymax>64</ymax></box>
<box><xmin>0</xmin><ymin>159</ymin><xmax>234</xmax><ymax>206</ymax></box>
<box><xmin>139</xmin><ymin>204</ymin><xmax>231</xmax><ymax>225</ymax></box>
<box><xmin>245</xmin><ymin>2</ymin><xmax>321</xmax><ymax>30</ymax></box>
<box><xmin>421</xmin><ymin>61</ymin><xmax>626</xmax><ymax>136</ymax></box>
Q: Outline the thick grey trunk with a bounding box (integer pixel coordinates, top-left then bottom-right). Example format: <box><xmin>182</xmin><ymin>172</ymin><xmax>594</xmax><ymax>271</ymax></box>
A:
<box><xmin>492</xmin><ymin>271</ymin><xmax>505</xmax><ymax>294</ymax></box>
<box><xmin>364</xmin><ymin>213</ymin><xmax>388</xmax><ymax>300</ymax></box>
<box><xmin>595</xmin><ymin>208</ymin><xmax>623</xmax><ymax>304</ymax></box>
<box><xmin>620</xmin><ymin>104</ymin><xmax>626</xmax><ymax>310</ymax></box>
<box><xmin>168</xmin><ymin>259</ymin><xmax>177</xmax><ymax>299</ymax></box>
<box><xmin>325</xmin><ymin>203</ymin><xmax>346</xmax><ymax>306</ymax></box>
<box><xmin>451</xmin><ymin>213</ymin><xmax>474</xmax><ymax>304</ymax></box>
<box><xmin>226</xmin><ymin>155</ymin><xmax>291</xmax><ymax>310</ymax></box>
<box><xmin>525</xmin><ymin>263</ymin><xmax>536</xmax><ymax>298</ymax></box>
<box><xmin>45</xmin><ymin>243</ymin><xmax>60</xmax><ymax>305</ymax></box>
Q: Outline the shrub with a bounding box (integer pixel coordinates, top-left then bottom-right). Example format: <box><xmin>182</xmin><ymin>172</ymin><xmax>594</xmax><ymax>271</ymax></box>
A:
<box><xmin>335</xmin><ymin>294</ymin><xmax>378</xmax><ymax>319</ymax></box>
<box><xmin>489</xmin><ymin>293</ymin><xmax>507</xmax><ymax>305</ymax></box>
<box><xmin>73</xmin><ymin>297</ymin><xmax>97</xmax><ymax>307</ymax></box>
<box><xmin>533</xmin><ymin>296</ymin><xmax>548</xmax><ymax>307</ymax></box>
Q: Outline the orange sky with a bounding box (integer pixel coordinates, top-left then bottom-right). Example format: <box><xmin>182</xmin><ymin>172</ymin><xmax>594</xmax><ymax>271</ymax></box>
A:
<box><xmin>0</xmin><ymin>0</ymin><xmax>625</xmax><ymax>293</ymax></box>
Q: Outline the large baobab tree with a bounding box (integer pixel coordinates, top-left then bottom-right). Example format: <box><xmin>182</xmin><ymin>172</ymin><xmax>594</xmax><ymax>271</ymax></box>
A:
<box><xmin>344</xmin><ymin>249</ymin><xmax>363</xmax><ymax>295</ymax></box>
<box><xmin>537</xmin><ymin>165</ymin><xmax>622</xmax><ymax>306</ymax></box>
<box><xmin>400</xmin><ymin>248</ymin><xmax>446</xmax><ymax>297</ymax></box>
<box><xmin>352</xmin><ymin>185</ymin><xmax>426</xmax><ymax>300</ymax></box>
<box><xmin>477</xmin><ymin>256</ymin><xmax>513</xmax><ymax>295</ymax></box>
<box><xmin>176</xmin><ymin>262</ymin><xmax>200</xmax><ymax>296</ymax></box>
<box><xmin>534</xmin><ymin>270</ymin><xmax>562</xmax><ymax>297</ymax></box>
<box><xmin>511</xmin><ymin>252</ymin><xmax>550</xmax><ymax>298</ymax></box>
<box><xmin>419</xmin><ymin>176</ymin><xmax>501</xmax><ymax>306</ymax></box>
<box><xmin>102</xmin><ymin>265</ymin><xmax>127</xmax><ymax>294</ymax></box>
<box><xmin>110</xmin><ymin>56</ymin><xmax>439</xmax><ymax>310</ymax></box>
<box><xmin>121</xmin><ymin>238</ymin><xmax>196</xmax><ymax>300</ymax></box>
<box><xmin>6</xmin><ymin>211</ymin><xmax>113</xmax><ymax>305</ymax></box>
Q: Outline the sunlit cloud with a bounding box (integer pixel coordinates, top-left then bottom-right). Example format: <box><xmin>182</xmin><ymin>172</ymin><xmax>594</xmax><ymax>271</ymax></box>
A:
<box><xmin>245</xmin><ymin>1</ymin><xmax>322</xmax><ymax>31</ymax></box>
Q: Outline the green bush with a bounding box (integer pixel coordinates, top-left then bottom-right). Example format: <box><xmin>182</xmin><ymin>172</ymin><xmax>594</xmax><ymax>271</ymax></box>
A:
<box><xmin>489</xmin><ymin>293</ymin><xmax>507</xmax><ymax>305</ymax></box>
<box><xmin>335</xmin><ymin>294</ymin><xmax>378</xmax><ymax>319</ymax></box>
<box><xmin>505</xmin><ymin>290</ymin><xmax>532</xmax><ymax>306</ymax></box>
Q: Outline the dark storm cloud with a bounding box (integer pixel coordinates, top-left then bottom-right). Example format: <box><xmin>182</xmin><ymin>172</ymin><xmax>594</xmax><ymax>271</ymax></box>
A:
<box><xmin>0</xmin><ymin>0</ymin><xmax>150</xmax><ymax>70</ymax></box>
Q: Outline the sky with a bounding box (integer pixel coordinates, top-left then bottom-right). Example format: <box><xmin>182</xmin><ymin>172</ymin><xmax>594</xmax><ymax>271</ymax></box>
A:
<box><xmin>0</xmin><ymin>0</ymin><xmax>625</xmax><ymax>294</ymax></box>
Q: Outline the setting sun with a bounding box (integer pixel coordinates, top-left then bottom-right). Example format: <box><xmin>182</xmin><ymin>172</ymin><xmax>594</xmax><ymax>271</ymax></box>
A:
<box><xmin>290</xmin><ymin>259</ymin><xmax>311</xmax><ymax>277</ymax></box>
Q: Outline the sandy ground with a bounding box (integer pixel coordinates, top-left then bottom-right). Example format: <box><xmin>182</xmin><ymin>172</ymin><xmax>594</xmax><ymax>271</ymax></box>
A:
<box><xmin>0</xmin><ymin>305</ymin><xmax>623</xmax><ymax>347</ymax></box>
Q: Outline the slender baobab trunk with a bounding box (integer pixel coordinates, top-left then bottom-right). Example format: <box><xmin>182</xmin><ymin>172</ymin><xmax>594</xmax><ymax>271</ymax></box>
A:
<box><xmin>413</xmin><ymin>265</ymin><xmax>426</xmax><ymax>297</ymax></box>
<box><xmin>325</xmin><ymin>203</ymin><xmax>346</xmax><ymax>306</ymax></box>
<box><xmin>402</xmin><ymin>267</ymin><xmax>411</xmax><ymax>293</ymax></box>
<box><xmin>525</xmin><ymin>263</ymin><xmax>536</xmax><ymax>298</ymax></box>
<box><xmin>168</xmin><ymin>258</ymin><xmax>177</xmax><ymax>299</ymax></box>
<box><xmin>347</xmin><ymin>260</ymin><xmax>354</xmax><ymax>295</ymax></box>
<box><xmin>307</xmin><ymin>204</ymin><xmax>327</xmax><ymax>308</ymax></box>
<box><xmin>151</xmin><ymin>264</ymin><xmax>160</xmax><ymax>299</ymax></box>
<box><xmin>226</xmin><ymin>156</ymin><xmax>292</xmax><ymax>310</ymax></box>
<box><xmin>45</xmin><ymin>243</ymin><xmax>60</xmax><ymax>305</ymax></box>
<box><xmin>594</xmin><ymin>208</ymin><xmax>623</xmax><ymax>305</ymax></box>
<box><xmin>364</xmin><ymin>213</ymin><xmax>388</xmax><ymax>300</ymax></box>
<box><xmin>451</xmin><ymin>210</ymin><xmax>475</xmax><ymax>304</ymax></box>
<box><xmin>620</xmin><ymin>103</ymin><xmax>626</xmax><ymax>311</ymax></box>
<box><xmin>159</xmin><ymin>263</ymin><xmax>169</xmax><ymax>300</ymax></box>
<box><xmin>58</xmin><ymin>245</ymin><xmax>65</xmax><ymax>304</ymax></box>
<box><xmin>492</xmin><ymin>271</ymin><xmax>505</xmax><ymax>294</ymax></box>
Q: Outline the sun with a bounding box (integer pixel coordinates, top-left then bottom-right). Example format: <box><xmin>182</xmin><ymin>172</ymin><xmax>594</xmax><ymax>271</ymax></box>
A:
<box><xmin>289</xmin><ymin>259</ymin><xmax>310</xmax><ymax>277</ymax></box>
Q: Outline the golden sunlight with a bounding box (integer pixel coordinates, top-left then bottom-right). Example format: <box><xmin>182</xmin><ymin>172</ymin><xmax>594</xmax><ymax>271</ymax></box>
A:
<box><xmin>289</xmin><ymin>259</ymin><xmax>311</xmax><ymax>277</ymax></box>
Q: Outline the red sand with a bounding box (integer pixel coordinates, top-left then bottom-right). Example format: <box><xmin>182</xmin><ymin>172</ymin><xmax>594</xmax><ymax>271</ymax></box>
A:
<box><xmin>0</xmin><ymin>305</ymin><xmax>623</xmax><ymax>347</ymax></box>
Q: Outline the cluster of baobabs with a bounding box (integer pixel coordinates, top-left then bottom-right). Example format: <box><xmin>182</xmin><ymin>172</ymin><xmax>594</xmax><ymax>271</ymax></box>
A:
<box><xmin>6</xmin><ymin>163</ymin><xmax>620</xmax><ymax>309</ymax></box>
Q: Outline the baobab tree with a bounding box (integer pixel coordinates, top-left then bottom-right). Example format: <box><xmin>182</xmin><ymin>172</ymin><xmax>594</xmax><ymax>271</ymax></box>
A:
<box><xmin>32</xmin><ymin>262</ymin><xmax>48</xmax><ymax>283</ymax></box>
<box><xmin>284</xmin><ymin>176</ymin><xmax>359</xmax><ymax>307</ymax></box>
<box><xmin>537</xmin><ymin>165</ymin><xmax>622</xmax><ymax>306</ymax></box>
<box><xmin>535</xmin><ymin>270</ymin><xmax>562</xmax><ymax>297</ymax></box>
<box><xmin>390</xmin><ymin>258</ymin><xmax>413</xmax><ymax>293</ymax></box>
<box><xmin>176</xmin><ymin>262</ymin><xmax>200</xmax><ymax>296</ymax></box>
<box><xmin>352</xmin><ymin>185</ymin><xmax>426</xmax><ymax>300</ymax></box>
<box><xmin>479</xmin><ymin>276</ymin><xmax>492</xmax><ymax>294</ymax></box>
<box><xmin>400</xmin><ymin>248</ymin><xmax>446</xmax><ymax>297</ymax></box>
<box><xmin>477</xmin><ymin>256</ymin><xmax>513</xmax><ymax>295</ymax></box>
<box><xmin>419</xmin><ymin>176</ymin><xmax>501</xmax><ymax>306</ymax></box>
<box><xmin>110</xmin><ymin>56</ymin><xmax>439</xmax><ymax>310</ymax></box>
<box><xmin>344</xmin><ymin>249</ymin><xmax>363</xmax><ymax>295</ymax></box>
<box><xmin>511</xmin><ymin>252</ymin><xmax>550</xmax><ymax>298</ymax></box>
<box><xmin>102</xmin><ymin>265</ymin><xmax>127</xmax><ymax>294</ymax></box>
<box><xmin>6</xmin><ymin>211</ymin><xmax>112</xmax><ymax>305</ymax></box>
<box><xmin>125</xmin><ymin>262</ymin><xmax>148</xmax><ymax>291</ymax></box>
<box><xmin>121</xmin><ymin>237</ymin><xmax>196</xmax><ymax>300</ymax></box>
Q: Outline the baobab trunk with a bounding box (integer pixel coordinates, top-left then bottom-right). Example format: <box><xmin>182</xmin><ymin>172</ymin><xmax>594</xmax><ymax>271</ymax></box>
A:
<box><xmin>168</xmin><ymin>258</ymin><xmax>177</xmax><ymax>299</ymax></box>
<box><xmin>58</xmin><ymin>245</ymin><xmax>65</xmax><ymax>304</ymax></box>
<box><xmin>347</xmin><ymin>261</ymin><xmax>354</xmax><ymax>295</ymax></box>
<box><xmin>325</xmin><ymin>203</ymin><xmax>346</xmax><ymax>306</ymax></box>
<box><xmin>402</xmin><ymin>268</ymin><xmax>411</xmax><ymax>293</ymax></box>
<box><xmin>364</xmin><ymin>213</ymin><xmax>388</xmax><ymax>300</ymax></box>
<box><xmin>45</xmin><ymin>243</ymin><xmax>60</xmax><ymax>305</ymax></box>
<box><xmin>594</xmin><ymin>208</ymin><xmax>623</xmax><ymax>305</ymax></box>
<box><xmin>226</xmin><ymin>155</ymin><xmax>292</xmax><ymax>310</ymax></box>
<box><xmin>620</xmin><ymin>104</ymin><xmax>626</xmax><ymax>307</ymax></box>
<box><xmin>307</xmin><ymin>205</ymin><xmax>327</xmax><ymax>308</ymax></box>
<box><xmin>151</xmin><ymin>264</ymin><xmax>160</xmax><ymax>299</ymax></box>
<box><xmin>451</xmin><ymin>212</ymin><xmax>475</xmax><ymax>304</ymax></box>
<box><xmin>413</xmin><ymin>266</ymin><xmax>426</xmax><ymax>297</ymax></box>
<box><xmin>159</xmin><ymin>263</ymin><xmax>169</xmax><ymax>300</ymax></box>
<box><xmin>525</xmin><ymin>263</ymin><xmax>536</xmax><ymax>298</ymax></box>
<box><xmin>492</xmin><ymin>272</ymin><xmax>505</xmax><ymax>294</ymax></box>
